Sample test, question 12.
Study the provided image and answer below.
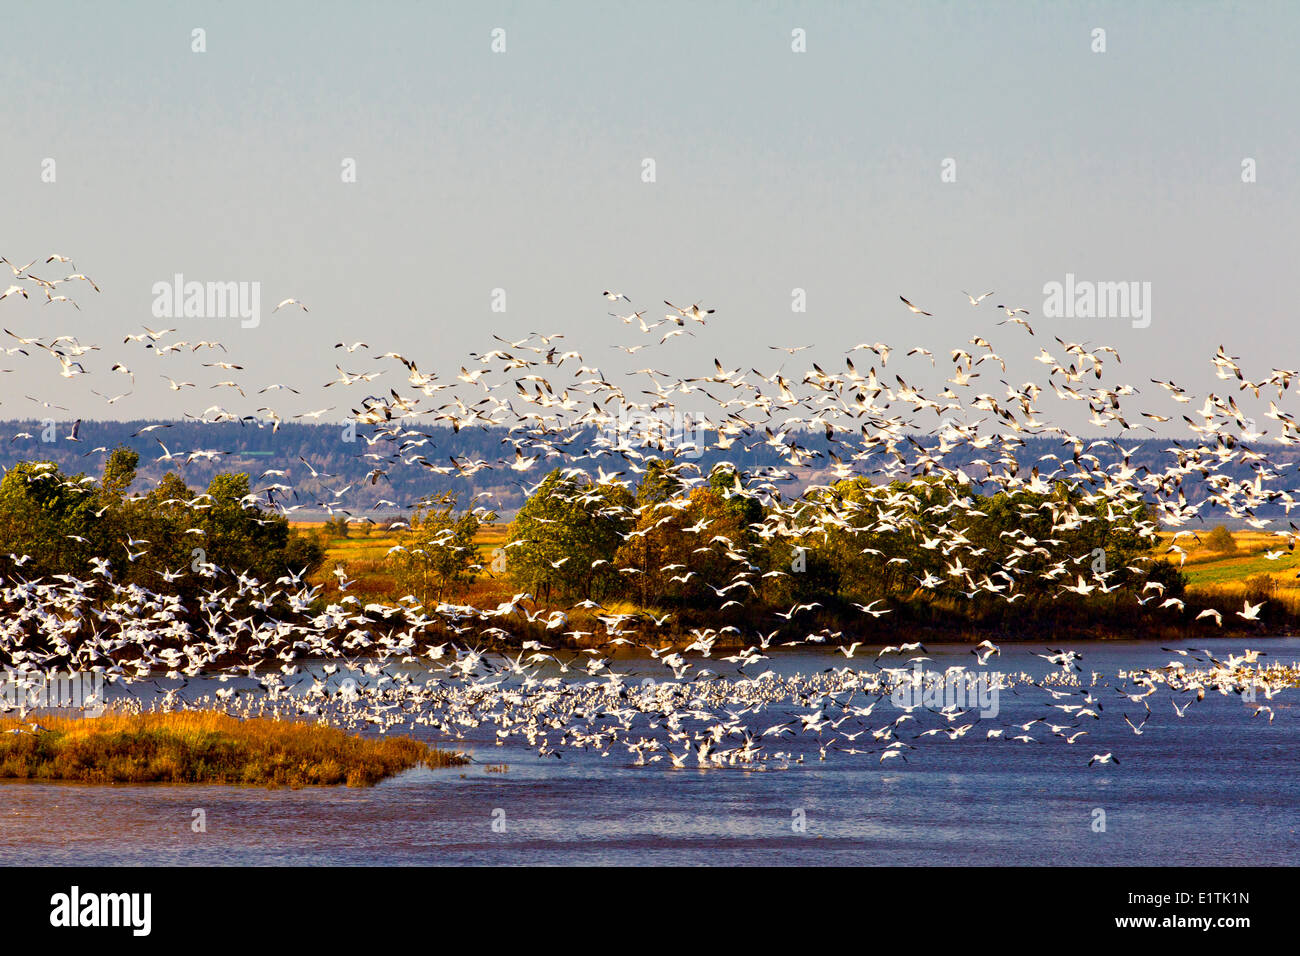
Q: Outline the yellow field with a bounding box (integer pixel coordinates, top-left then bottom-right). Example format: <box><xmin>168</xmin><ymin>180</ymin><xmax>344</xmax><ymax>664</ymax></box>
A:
<box><xmin>1156</xmin><ymin>528</ymin><xmax>1300</xmax><ymax>614</ymax></box>
<box><xmin>1157</xmin><ymin>530</ymin><xmax>1292</xmax><ymax>576</ymax></box>
<box><xmin>294</xmin><ymin>520</ymin><xmax>510</xmax><ymax>605</ymax></box>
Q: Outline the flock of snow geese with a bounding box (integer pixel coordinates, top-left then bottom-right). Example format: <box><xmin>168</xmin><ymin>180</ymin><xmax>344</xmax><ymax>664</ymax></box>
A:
<box><xmin>0</xmin><ymin>255</ymin><xmax>1296</xmax><ymax>771</ymax></box>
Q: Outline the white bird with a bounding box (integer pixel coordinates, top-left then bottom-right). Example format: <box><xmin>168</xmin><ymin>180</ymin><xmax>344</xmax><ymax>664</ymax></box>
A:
<box><xmin>1237</xmin><ymin>600</ymin><xmax>1264</xmax><ymax>621</ymax></box>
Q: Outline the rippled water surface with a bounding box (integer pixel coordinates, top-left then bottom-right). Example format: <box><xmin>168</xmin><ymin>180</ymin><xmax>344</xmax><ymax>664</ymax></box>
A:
<box><xmin>2</xmin><ymin>639</ymin><xmax>1297</xmax><ymax>865</ymax></box>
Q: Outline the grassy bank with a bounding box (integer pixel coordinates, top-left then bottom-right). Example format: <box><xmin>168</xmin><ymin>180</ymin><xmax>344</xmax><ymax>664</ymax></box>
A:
<box><xmin>0</xmin><ymin>712</ymin><xmax>466</xmax><ymax>787</ymax></box>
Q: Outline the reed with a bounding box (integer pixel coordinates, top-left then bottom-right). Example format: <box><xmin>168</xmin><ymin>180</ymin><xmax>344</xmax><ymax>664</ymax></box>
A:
<box><xmin>0</xmin><ymin>711</ymin><xmax>466</xmax><ymax>787</ymax></box>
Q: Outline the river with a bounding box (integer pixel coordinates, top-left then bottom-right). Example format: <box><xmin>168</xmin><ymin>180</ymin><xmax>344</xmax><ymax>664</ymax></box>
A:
<box><xmin>1</xmin><ymin>638</ymin><xmax>1296</xmax><ymax>865</ymax></box>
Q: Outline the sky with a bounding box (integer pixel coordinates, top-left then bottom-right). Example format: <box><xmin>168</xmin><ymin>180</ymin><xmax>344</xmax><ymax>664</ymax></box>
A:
<box><xmin>1</xmin><ymin>1</ymin><xmax>1296</xmax><ymax>433</ymax></box>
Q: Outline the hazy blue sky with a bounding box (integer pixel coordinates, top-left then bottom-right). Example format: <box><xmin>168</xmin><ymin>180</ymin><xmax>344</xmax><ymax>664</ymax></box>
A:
<box><xmin>1</xmin><ymin>1</ymin><xmax>1296</xmax><ymax>429</ymax></box>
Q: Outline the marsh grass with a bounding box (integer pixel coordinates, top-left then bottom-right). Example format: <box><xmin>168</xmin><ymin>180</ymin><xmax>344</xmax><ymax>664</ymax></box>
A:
<box><xmin>0</xmin><ymin>711</ymin><xmax>465</xmax><ymax>787</ymax></box>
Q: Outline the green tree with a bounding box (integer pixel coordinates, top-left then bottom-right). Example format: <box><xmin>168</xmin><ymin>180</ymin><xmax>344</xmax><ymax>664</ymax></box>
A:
<box><xmin>635</xmin><ymin>458</ymin><xmax>684</xmax><ymax>506</ymax></box>
<box><xmin>507</xmin><ymin>469</ymin><xmax>634</xmax><ymax>601</ymax></box>
<box><xmin>0</xmin><ymin>461</ymin><xmax>100</xmax><ymax>578</ymax></box>
<box><xmin>389</xmin><ymin>493</ymin><xmax>494</xmax><ymax>604</ymax></box>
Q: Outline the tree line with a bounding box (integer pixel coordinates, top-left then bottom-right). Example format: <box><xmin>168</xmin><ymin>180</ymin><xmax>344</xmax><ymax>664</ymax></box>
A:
<box><xmin>391</xmin><ymin>459</ymin><xmax>1188</xmax><ymax>637</ymax></box>
<box><xmin>0</xmin><ymin>447</ymin><xmax>324</xmax><ymax>611</ymax></box>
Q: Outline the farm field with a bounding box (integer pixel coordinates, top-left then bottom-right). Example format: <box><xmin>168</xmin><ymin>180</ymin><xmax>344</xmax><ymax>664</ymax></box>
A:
<box><xmin>291</xmin><ymin>520</ymin><xmax>513</xmax><ymax>607</ymax></box>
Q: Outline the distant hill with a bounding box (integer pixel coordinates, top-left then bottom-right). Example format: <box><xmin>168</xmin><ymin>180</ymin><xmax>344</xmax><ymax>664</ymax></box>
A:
<box><xmin>0</xmin><ymin>419</ymin><xmax>1289</xmax><ymax>528</ymax></box>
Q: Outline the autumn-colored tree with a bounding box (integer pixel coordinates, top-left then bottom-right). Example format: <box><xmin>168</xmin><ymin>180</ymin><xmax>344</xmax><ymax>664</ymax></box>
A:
<box><xmin>614</xmin><ymin>480</ymin><xmax>762</xmax><ymax>610</ymax></box>
<box><xmin>1203</xmin><ymin>525</ymin><xmax>1237</xmax><ymax>553</ymax></box>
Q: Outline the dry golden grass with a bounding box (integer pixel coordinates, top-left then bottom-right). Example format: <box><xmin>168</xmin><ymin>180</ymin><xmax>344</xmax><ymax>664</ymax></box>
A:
<box><xmin>298</xmin><ymin>521</ymin><xmax>518</xmax><ymax>606</ymax></box>
<box><xmin>0</xmin><ymin>711</ymin><xmax>465</xmax><ymax>787</ymax></box>
<box><xmin>1159</xmin><ymin>529</ymin><xmax>1300</xmax><ymax>599</ymax></box>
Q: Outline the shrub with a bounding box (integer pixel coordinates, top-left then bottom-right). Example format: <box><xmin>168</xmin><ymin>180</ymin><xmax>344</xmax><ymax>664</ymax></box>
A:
<box><xmin>1243</xmin><ymin>573</ymin><xmax>1277</xmax><ymax>600</ymax></box>
<box><xmin>1203</xmin><ymin>525</ymin><xmax>1237</xmax><ymax>553</ymax></box>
